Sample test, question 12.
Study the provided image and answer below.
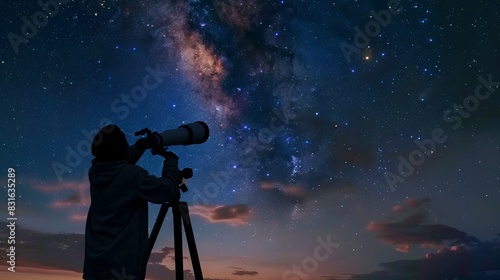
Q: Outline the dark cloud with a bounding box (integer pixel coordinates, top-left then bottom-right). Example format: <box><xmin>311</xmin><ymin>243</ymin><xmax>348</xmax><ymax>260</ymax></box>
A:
<box><xmin>367</xmin><ymin>197</ymin><xmax>479</xmax><ymax>252</ymax></box>
<box><xmin>148</xmin><ymin>246</ymin><xmax>175</xmax><ymax>263</ymax></box>
<box><xmin>391</xmin><ymin>197</ymin><xmax>431</xmax><ymax>214</ymax></box>
<box><xmin>232</xmin><ymin>270</ymin><xmax>259</xmax><ymax>276</ymax></box>
<box><xmin>0</xmin><ymin>222</ymin><xmax>196</xmax><ymax>280</ymax></box>
<box><xmin>321</xmin><ymin>275</ymin><xmax>355</xmax><ymax>280</ymax></box>
<box><xmin>406</xmin><ymin>197</ymin><xmax>432</xmax><ymax>208</ymax></box>
<box><xmin>32</xmin><ymin>179</ymin><xmax>90</xmax><ymax>221</ymax></box>
<box><xmin>350</xmin><ymin>241</ymin><xmax>500</xmax><ymax>280</ymax></box>
<box><xmin>260</xmin><ymin>181</ymin><xmax>306</xmax><ymax>201</ymax></box>
<box><xmin>0</xmin><ymin>222</ymin><xmax>84</xmax><ymax>273</ymax></box>
<box><xmin>331</xmin><ymin>142</ymin><xmax>376</xmax><ymax>169</ymax></box>
<box><xmin>62</xmin><ymin>192</ymin><xmax>82</xmax><ymax>204</ymax></box>
<box><xmin>354</xmin><ymin>198</ymin><xmax>500</xmax><ymax>279</ymax></box>
<box><xmin>191</xmin><ymin>204</ymin><xmax>252</xmax><ymax>226</ymax></box>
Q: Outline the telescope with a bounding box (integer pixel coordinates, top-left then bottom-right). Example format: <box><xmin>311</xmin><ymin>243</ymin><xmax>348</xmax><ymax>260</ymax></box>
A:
<box><xmin>128</xmin><ymin>121</ymin><xmax>210</xmax><ymax>165</ymax></box>
<box><xmin>130</xmin><ymin>121</ymin><xmax>210</xmax><ymax>280</ymax></box>
<box><xmin>134</xmin><ymin>121</ymin><xmax>209</xmax><ymax>149</ymax></box>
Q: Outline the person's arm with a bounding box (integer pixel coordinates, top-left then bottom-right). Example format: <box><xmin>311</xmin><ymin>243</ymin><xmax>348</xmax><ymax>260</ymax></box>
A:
<box><xmin>128</xmin><ymin>144</ymin><xmax>146</xmax><ymax>165</ymax></box>
<box><xmin>128</xmin><ymin>135</ymin><xmax>157</xmax><ymax>165</ymax></box>
<box><xmin>135</xmin><ymin>155</ymin><xmax>181</xmax><ymax>204</ymax></box>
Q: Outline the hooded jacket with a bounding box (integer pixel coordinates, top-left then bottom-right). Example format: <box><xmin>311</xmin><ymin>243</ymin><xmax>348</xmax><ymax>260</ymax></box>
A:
<box><xmin>83</xmin><ymin>158</ymin><xmax>180</xmax><ymax>280</ymax></box>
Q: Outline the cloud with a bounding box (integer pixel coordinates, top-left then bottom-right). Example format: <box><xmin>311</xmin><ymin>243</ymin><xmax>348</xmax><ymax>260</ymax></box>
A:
<box><xmin>34</xmin><ymin>180</ymin><xmax>90</xmax><ymax>207</ymax></box>
<box><xmin>0</xmin><ymin>222</ymin><xmax>197</xmax><ymax>280</ymax></box>
<box><xmin>329</xmin><ymin>136</ymin><xmax>376</xmax><ymax>169</ymax></box>
<box><xmin>390</xmin><ymin>197</ymin><xmax>431</xmax><ymax>213</ymax></box>
<box><xmin>70</xmin><ymin>213</ymin><xmax>88</xmax><ymax>222</ymax></box>
<box><xmin>232</xmin><ymin>270</ymin><xmax>259</xmax><ymax>276</ymax></box>
<box><xmin>321</xmin><ymin>274</ymin><xmax>355</xmax><ymax>280</ymax></box>
<box><xmin>211</xmin><ymin>0</ymin><xmax>263</xmax><ymax>31</ymax></box>
<box><xmin>148</xmin><ymin>247</ymin><xmax>175</xmax><ymax>263</ymax></box>
<box><xmin>260</xmin><ymin>181</ymin><xmax>306</xmax><ymax>201</ymax></box>
<box><xmin>406</xmin><ymin>197</ymin><xmax>431</xmax><ymax>208</ymax></box>
<box><xmin>52</xmin><ymin>192</ymin><xmax>84</xmax><ymax>208</ymax></box>
<box><xmin>353</xmin><ymin>197</ymin><xmax>500</xmax><ymax>279</ymax></box>
<box><xmin>0</xmin><ymin>222</ymin><xmax>84</xmax><ymax>273</ymax></box>
<box><xmin>32</xmin><ymin>179</ymin><xmax>90</xmax><ymax>222</ymax></box>
<box><xmin>190</xmin><ymin>204</ymin><xmax>252</xmax><ymax>226</ymax></box>
<box><xmin>367</xmin><ymin>197</ymin><xmax>479</xmax><ymax>253</ymax></box>
<box><xmin>349</xmin><ymin>240</ymin><xmax>500</xmax><ymax>280</ymax></box>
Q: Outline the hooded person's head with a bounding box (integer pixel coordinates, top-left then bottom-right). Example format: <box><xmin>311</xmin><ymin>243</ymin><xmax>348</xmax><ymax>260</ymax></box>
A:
<box><xmin>91</xmin><ymin>125</ymin><xmax>129</xmax><ymax>162</ymax></box>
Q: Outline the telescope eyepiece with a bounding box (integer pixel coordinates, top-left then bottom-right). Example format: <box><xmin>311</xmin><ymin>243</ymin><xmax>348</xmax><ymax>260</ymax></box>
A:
<box><xmin>134</xmin><ymin>128</ymin><xmax>150</xmax><ymax>136</ymax></box>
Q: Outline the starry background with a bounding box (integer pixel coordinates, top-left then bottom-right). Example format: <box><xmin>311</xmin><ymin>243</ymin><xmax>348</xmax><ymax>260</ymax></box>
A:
<box><xmin>1</xmin><ymin>0</ymin><xmax>500</xmax><ymax>279</ymax></box>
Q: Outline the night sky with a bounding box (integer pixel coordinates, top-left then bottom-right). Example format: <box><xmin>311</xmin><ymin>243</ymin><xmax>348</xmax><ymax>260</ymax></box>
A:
<box><xmin>1</xmin><ymin>0</ymin><xmax>500</xmax><ymax>279</ymax></box>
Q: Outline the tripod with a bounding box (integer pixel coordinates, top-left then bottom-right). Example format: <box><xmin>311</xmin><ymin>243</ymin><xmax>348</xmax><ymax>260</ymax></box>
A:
<box><xmin>139</xmin><ymin>178</ymin><xmax>204</xmax><ymax>280</ymax></box>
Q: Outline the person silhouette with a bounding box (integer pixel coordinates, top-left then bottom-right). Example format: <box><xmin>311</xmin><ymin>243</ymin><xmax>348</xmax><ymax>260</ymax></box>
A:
<box><xmin>83</xmin><ymin>124</ymin><xmax>181</xmax><ymax>280</ymax></box>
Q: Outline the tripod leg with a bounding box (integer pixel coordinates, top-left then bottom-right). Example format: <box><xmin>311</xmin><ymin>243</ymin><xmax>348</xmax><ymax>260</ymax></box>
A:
<box><xmin>140</xmin><ymin>203</ymin><xmax>171</xmax><ymax>280</ymax></box>
<box><xmin>179</xmin><ymin>202</ymin><xmax>204</xmax><ymax>280</ymax></box>
<box><xmin>173</xmin><ymin>203</ymin><xmax>184</xmax><ymax>280</ymax></box>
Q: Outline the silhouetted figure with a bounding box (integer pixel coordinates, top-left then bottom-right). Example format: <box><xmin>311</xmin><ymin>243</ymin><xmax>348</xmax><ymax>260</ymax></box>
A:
<box><xmin>83</xmin><ymin>125</ymin><xmax>181</xmax><ymax>280</ymax></box>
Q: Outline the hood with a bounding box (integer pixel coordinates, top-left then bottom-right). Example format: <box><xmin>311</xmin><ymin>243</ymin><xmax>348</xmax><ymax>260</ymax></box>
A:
<box><xmin>88</xmin><ymin>159</ymin><xmax>129</xmax><ymax>188</ymax></box>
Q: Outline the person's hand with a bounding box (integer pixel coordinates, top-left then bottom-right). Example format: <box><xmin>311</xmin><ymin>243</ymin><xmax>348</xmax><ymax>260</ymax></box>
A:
<box><xmin>159</xmin><ymin>151</ymin><xmax>179</xmax><ymax>160</ymax></box>
<box><xmin>172</xmin><ymin>185</ymin><xmax>181</xmax><ymax>203</ymax></box>
<box><xmin>151</xmin><ymin>147</ymin><xmax>178</xmax><ymax>160</ymax></box>
<box><xmin>157</xmin><ymin>149</ymin><xmax>179</xmax><ymax>172</ymax></box>
<box><xmin>135</xmin><ymin>138</ymin><xmax>150</xmax><ymax>151</ymax></box>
